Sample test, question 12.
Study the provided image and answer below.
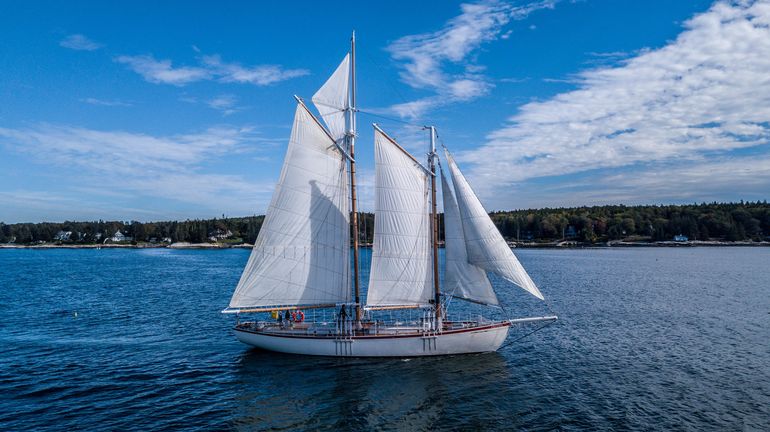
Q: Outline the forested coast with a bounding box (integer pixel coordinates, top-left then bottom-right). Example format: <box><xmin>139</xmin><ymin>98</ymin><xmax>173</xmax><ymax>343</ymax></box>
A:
<box><xmin>2</xmin><ymin>201</ymin><xmax>769</xmax><ymax>247</ymax></box>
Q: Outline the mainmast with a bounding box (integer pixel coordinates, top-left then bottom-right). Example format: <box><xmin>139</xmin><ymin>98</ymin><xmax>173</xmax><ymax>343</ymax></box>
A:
<box><xmin>428</xmin><ymin>126</ymin><xmax>441</xmax><ymax>325</ymax></box>
<box><xmin>348</xmin><ymin>31</ymin><xmax>362</xmax><ymax>324</ymax></box>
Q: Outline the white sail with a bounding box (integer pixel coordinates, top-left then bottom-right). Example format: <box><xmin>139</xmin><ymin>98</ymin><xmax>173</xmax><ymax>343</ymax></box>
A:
<box><xmin>445</xmin><ymin>151</ymin><xmax>544</xmax><ymax>300</ymax></box>
<box><xmin>228</xmin><ymin>104</ymin><xmax>350</xmax><ymax>309</ymax></box>
<box><xmin>441</xmin><ymin>168</ymin><xmax>499</xmax><ymax>306</ymax></box>
<box><xmin>366</xmin><ymin>128</ymin><xmax>434</xmax><ymax>307</ymax></box>
<box><xmin>312</xmin><ymin>54</ymin><xmax>350</xmax><ymax>142</ymax></box>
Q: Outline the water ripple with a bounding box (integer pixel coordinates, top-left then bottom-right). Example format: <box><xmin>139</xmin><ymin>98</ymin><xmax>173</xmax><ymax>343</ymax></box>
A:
<box><xmin>1</xmin><ymin>248</ymin><xmax>769</xmax><ymax>431</ymax></box>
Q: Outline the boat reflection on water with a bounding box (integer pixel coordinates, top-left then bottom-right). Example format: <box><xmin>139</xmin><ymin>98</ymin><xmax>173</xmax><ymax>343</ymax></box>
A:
<box><xmin>230</xmin><ymin>349</ymin><xmax>521</xmax><ymax>430</ymax></box>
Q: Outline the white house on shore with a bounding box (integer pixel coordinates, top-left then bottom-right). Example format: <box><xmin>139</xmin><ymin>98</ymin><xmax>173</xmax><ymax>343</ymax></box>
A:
<box><xmin>109</xmin><ymin>230</ymin><xmax>133</xmax><ymax>242</ymax></box>
<box><xmin>54</xmin><ymin>230</ymin><xmax>72</xmax><ymax>241</ymax></box>
<box><xmin>208</xmin><ymin>229</ymin><xmax>233</xmax><ymax>242</ymax></box>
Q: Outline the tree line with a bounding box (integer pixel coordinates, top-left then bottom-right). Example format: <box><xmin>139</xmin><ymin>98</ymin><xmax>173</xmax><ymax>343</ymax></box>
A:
<box><xmin>488</xmin><ymin>201</ymin><xmax>770</xmax><ymax>243</ymax></box>
<box><xmin>1</xmin><ymin>201</ymin><xmax>769</xmax><ymax>245</ymax></box>
<box><xmin>0</xmin><ymin>216</ymin><xmax>264</xmax><ymax>245</ymax></box>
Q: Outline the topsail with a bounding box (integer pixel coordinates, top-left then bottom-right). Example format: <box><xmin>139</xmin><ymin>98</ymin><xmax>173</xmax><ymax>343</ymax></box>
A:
<box><xmin>312</xmin><ymin>54</ymin><xmax>350</xmax><ymax>142</ymax></box>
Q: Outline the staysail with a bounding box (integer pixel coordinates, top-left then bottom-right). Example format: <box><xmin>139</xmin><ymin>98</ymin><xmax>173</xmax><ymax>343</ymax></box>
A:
<box><xmin>444</xmin><ymin>150</ymin><xmax>544</xmax><ymax>300</ymax></box>
<box><xmin>441</xmin><ymin>168</ymin><xmax>499</xmax><ymax>305</ymax></box>
<box><xmin>366</xmin><ymin>127</ymin><xmax>434</xmax><ymax>308</ymax></box>
<box><xmin>312</xmin><ymin>54</ymin><xmax>350</xmax><ymax>142</ymax></box>
<box><xmin>228</xmin><ymin>104</ymin><xmax>350</xmax><ymax>309</ymax></box>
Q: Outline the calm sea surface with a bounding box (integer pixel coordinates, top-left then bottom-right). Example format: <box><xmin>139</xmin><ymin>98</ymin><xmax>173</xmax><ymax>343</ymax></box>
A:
<box><xmin>1</xmin><ymin>247</ymin><xmax>768</xmax><ymax>431</ymax></box>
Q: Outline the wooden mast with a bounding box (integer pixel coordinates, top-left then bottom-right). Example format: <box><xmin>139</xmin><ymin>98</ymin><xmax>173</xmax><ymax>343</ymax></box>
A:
<box><xmin>428</xmin><ymin>126</ymin><xmax>441</xmax><ymax>325</ymax></box>
<box><xmin>349</xmin><ymin>31</ymin><xmax>362</xmax><ymax>324</ymax></box>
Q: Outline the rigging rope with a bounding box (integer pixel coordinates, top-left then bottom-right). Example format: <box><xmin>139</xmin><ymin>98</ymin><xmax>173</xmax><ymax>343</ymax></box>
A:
<box><xmin>356</xmin><ymin>109</ymin><xmax>427</xmax><ymax>129</ymax></box>
<box><xmin>360</xmin><ymin>49</ymin><xmax>422</xmax><ymax>120</ymax></box>
<box><xmin>499</xmin><ymin>318</ymin><xmax>559</xmax><ymax>351</ymax></box>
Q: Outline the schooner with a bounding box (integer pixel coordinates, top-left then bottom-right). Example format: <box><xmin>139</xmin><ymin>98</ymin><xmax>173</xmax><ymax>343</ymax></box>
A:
<box><xmin>222</xmin><ymin>34</ymin><xmax>557</xmax><ymax>357</ymax></box>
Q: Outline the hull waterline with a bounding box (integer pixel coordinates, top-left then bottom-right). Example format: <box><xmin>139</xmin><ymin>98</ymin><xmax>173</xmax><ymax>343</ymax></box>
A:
<box><xmin>233</xmin><ymin>322</ymin><xmax>511</xmax><ymax>357</ymax></box>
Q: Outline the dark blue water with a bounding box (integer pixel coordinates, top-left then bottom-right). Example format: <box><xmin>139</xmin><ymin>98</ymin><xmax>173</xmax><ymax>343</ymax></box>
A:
<box><xmin>1</xmin><ymin>247</ymin><xmax>768</xmax><ymax>431</ymax></box>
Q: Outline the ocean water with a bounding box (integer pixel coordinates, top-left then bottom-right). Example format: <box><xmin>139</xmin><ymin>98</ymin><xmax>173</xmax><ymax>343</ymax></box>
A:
<box><xmin>0</xmin><ymin>247</ymin><xmax>768</xmax><ymax>431</ymax></box>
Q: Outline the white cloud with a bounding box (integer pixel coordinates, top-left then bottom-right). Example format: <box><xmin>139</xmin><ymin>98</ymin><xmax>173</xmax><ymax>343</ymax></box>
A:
<box><xmin>460</xmin><ymin>0</ymin><xmax>770</xmax><ymax>206</ymax></box>
<box><xmin>115</xmin><ymin>55</ymin><xmax>212</xmax><ymax>86</ymax></box>
<box><xmin>115</xmin><ymin>53</ymin><xmax>308</xmax><ymax>87</ymax></box>
<box><xmin>60</xmin><ymin>34</ymin><xmax>103</xmax><ymax>51</ymax></box>
<box><xmin>0</xmin><ymin>124</ymin><xmax>273</xmax><ymax>217</ymax></box>
<box><xmin>207</xmin><ymin>94</ymin><xmax>240</xmax><ymax>115</ymax></box>
<box><xmin>80</xmin><ymin>97</ymin><xmax>133</xmax><ymax>107</ymax></box>
<box><xmin>387</xmin><ymin>0</ymin><xmax>556</xmax><ymax>117</ymax></box>
<box><xmin>494</xmin><ymin>153</ymin><xmax>770</xmax><ymax>210</ymax></box>
<box><xmin>201</xmin><ymin>55</ymin><xmax>309</xmax><ymax>85</ymax></box>
<box><xmin>0</xmin><ymin>124</ymin><xmax>247</xmax><ymax>170</ymax></box>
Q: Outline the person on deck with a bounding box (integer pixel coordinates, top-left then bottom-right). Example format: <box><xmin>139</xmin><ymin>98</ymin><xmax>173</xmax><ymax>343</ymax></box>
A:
<box><xmin>284</xmin><ymin>310</ymin><xmax>292</xmax><ymax>328</ymax></box>
<box><xmin>339</xmin><ymin>304</ymin><xmax>348</xmax><ymax>331</ymax></box>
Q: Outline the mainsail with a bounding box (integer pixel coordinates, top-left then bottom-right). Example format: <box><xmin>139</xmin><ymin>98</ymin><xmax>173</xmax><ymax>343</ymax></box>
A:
<box><xmin>441</xmin><ymin>168</ymin><xmax>499</xmax><ymax>306</ymax></box>
<box><xmin>444</xmin><ymin>150</ymin><xmax>544</xmax><ymax>300</ymax></box>
<box><xmin>312</xmin><ymin>54</ymin><xmax>350</xmax><ymax>142</ymax></box>
<box><xmin>366</xmin><ymin>127</ymin><xmax>434</xmax><ymax>307</ymax></box>
<box><xmin>228</xmin><ymin>104</ymin><xmax>350</xmax><ymax>309</ymax></box>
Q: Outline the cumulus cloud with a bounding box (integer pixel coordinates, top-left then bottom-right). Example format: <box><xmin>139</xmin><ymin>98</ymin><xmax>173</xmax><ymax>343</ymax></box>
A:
<box><xmin>388</xmin><ymin>0</ymin><xmax>556</xmax><ymax>117</ymax></box>
<box><xmin>459</xmin><ymin>0</ymin><xmax>770</xmax><ymax>207</ymax></box>
<box><xmin>59</xmin><ymin>34</ymin><xmax>103</xmax><ymax>51</ymax></box>
<box><xmin>115</xmin><ymin>53</ymin><xmax>308</xmax><ymax>87</ymax></box>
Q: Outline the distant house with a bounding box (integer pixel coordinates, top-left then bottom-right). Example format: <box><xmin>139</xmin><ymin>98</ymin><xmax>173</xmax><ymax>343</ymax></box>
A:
<box><xmin>673</xmin><ymin>234</ymin><xmax>689</xmax><ymax>242</ymax></box>
<box><xmin>110</xmin><ymin>230</ymin><xmax>133</xmax><ymax>242</ymax></box>
<box><xmin>208</xmin><ymin>229</ymin><xmax>233</xmax><ymax>242</ymax></box>
<box><xmin>54</xmin><ymin>230</ymin><xmax>72</xmax><ymax>241</ymax></box>
<box><xmin>162</xmin><ymin>237</ymin><xmax>172</xmax><ymax>243</ymax></box>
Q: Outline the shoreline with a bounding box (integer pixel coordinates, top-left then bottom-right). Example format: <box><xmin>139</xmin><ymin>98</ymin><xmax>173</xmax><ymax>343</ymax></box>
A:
<box><xmin>1</xmin><ymin>241</ymin><xmax>768</xmax><ymax>250</ymax></box>
<box><xmin>511</xmin><ymin>240</ymin><xmax>770</xmax><ymax>248</ymax></box>
<box><xmin>0</xmin><ymin>242</ymin><xmax>254</xmax><ymax>250</ymax></box>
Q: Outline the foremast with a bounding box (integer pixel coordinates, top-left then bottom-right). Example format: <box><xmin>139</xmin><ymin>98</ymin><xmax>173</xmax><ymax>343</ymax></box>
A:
<box><xmin>347</xmin><ymin>31</ymin><xmax>362</xmax><ymax>324</ymax></box>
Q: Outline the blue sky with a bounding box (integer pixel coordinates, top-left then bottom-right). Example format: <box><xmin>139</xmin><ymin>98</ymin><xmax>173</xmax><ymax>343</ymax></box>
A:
<box><xmin>1</xmin><ymin>0</ymin><xmax>769</xmax><ymax>223</ymax></box>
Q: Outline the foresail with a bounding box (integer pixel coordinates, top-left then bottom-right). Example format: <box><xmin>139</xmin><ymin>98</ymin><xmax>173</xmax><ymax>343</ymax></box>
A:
<box><xmin>441</xmin><ymin>168</ymin><xmax>498</xmax><ymax>306</ymax></box>
<box><xmin>445</xmin><ymin>151</ymin><xmax>545</xmax><ymax>300</ymax></box>
<box><xmin>366</xmin><ymin>128</ymin><xmax>434</xmax><ymax>307</ymax></box>
<box><xmin>312</xmin><ymin>54</ymin><xmax>350</xmax><ymax>142</ymax></box>
<box><xmin>228</xmin><ymin>104</ymin><xmax>350</xmax><ymax>309</ymax></box>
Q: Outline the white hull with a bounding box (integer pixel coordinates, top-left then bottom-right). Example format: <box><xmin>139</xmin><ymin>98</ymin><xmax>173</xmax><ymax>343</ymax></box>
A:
<box><xmin>234</xmin><ymin>322</ymin><xmax>511</xmax><ymax>357</ymax></box>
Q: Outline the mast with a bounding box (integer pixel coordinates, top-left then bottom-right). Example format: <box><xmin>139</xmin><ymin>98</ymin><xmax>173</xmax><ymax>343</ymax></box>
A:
<box><xmin>428</xmin><ymin>126</ymin><xmax>441</xmax><ymax>324</ymax></box>
<box><xmin>348</xmin><ymin>31</ymin><xmax>362</xmax><ymax>324</ymax></box>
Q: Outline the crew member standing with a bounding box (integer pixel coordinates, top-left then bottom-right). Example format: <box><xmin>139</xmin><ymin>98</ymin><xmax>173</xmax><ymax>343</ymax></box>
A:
<box><xmin>339</xmin><ymin>304</ymin><xmax>348</xmax><ymax>332</ymax></box>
